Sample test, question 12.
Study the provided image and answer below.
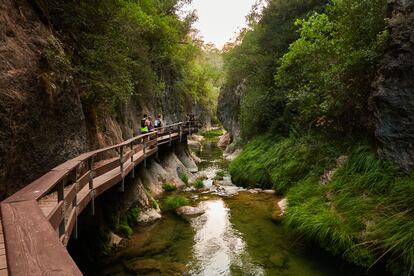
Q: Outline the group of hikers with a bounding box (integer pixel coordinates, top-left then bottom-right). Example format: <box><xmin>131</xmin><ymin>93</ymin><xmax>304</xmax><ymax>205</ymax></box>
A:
<box><xmin>140</xmin><ymin>114</ymin><xmax>163</xmax><ymax>134</ymax></box>
<box><xmin>140</xmin><ymin>113</ymin><xmax>197</xmax><ymax>134</ymax></box>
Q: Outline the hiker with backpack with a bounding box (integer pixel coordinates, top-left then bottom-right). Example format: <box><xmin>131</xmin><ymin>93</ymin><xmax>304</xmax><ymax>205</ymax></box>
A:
<box><xmin>154</xmin><ymin>114</ymin><xmax>163</xmax><ymax>129</ymax></box>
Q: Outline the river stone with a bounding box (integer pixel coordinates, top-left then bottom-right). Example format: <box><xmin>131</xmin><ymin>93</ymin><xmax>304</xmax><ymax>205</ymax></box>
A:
<box><xmin>137</xmin><ymin>208</ymin><xmax>161</xmax><ymax>224</ymax></box>
<box><xmin>247</xmin><ymin>189</ymin><xmax>259</xmax><ymax>194</ymax></box>
<box><xmin>110</xmin><ymin>232</ymin><xmax>123</xmax><ymax>247</ymax></box>
<box><xmin>269</xmin><ymin>253</ymin><xmax>288</xmax><ymax>269</ymax></box>
<box><xmin>176</xmin><ymin>206</ymin><xmax>205</xmax><ymax>216</ymax></box>
<box><xmin>278</xmin><ymin>198</ymin><xmax>288</xmax><ymax>215</ymax></box>
<box><xmin>188</xmin><ymin>140</ymin><xmax>202</xmax><ymax>153</ymax></box>
<box><xmin>263</xmin><ymin>189</ymin><xmax>275</xmax><ymax>194</ymax></box>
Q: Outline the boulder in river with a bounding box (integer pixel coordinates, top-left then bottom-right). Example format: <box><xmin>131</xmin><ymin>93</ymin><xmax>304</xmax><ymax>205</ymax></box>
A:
<box><xmin>137</xmin><ymin>208</ymin><xmax>161</xmax><ymax>224</ymax></box>
<box><xmin>217</xmin><ymin>132</ymin><xmax>232</xmax><ymax>149</ymax></box>
<box><xmin>176</xmin><ymin>205</ymin><xmax>205</xmax><ymax>216</ymax></box>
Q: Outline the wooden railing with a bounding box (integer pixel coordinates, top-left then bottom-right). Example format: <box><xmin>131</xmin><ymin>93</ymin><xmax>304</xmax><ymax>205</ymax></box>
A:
<box><xmin>0</xmin><ymin>121</ymin><xmax>199</xmax><ymax>275</ymax></box>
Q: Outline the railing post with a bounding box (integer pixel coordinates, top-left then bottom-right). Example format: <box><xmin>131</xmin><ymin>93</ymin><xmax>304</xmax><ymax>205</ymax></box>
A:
<box><xmin>57</xmin><ymin>178</ymin><xmax>66</xmax><ymax>239</ymax></box>
<box><xmin>189</xmin><ymin>121</ymin><xmax>192</xmax><ymax>136</ymax></box>
<box><xmin>130</xmin><ymin>142</ymin><xmax>135</xmax><ymax>179</ymax></box>
<box><xmin>179</xmin><ymin>123</ymin><xmax>182</xmax><ymax>142</ymax></box>
<box><xmin>168</xmin><ymin>126</ymin><xmax>172</xmax><ymax>146</ymax></box>
<box><xmin>156</xmin><ymin>132</ymin><xmax>159</xmax><ymax>159</ymax></box>
<box><xmin>72</xmin><ymin>167</ymin><xmax>79</xmax><ymax>240</ymax></box>
<box><xmin>119</xmin><ymin>146</ymin><xmax>125</xmax><ymax>192</ymax></box>
<box><xmin>88</xmin><ymin>156</ymin><xmax>95</xmax><ymax>215</ymax></box>
<box><xmin>143</xmin><ymin>136</ymin><xmax>147</xmax><ymax>168</ymax></box>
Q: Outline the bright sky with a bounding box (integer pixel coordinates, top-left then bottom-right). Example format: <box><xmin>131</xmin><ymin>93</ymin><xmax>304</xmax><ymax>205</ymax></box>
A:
<box><xmin>184</xmin><ymin>0</ymin><xmax>257</xmax><ymax>49</ymax></box>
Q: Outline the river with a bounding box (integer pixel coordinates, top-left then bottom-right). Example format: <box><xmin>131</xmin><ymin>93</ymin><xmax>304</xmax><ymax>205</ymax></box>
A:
<box><xmin>99</xmin><ymin>136</ymin><xmax>367</xmax><ymax>276</ymax></box>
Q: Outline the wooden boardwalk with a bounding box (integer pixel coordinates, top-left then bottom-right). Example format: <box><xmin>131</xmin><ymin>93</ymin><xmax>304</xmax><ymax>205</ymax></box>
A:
<box><xmin>0</xmin><ymin>122</ymin><xmax>198</xmax><ymax>275</ymax></box>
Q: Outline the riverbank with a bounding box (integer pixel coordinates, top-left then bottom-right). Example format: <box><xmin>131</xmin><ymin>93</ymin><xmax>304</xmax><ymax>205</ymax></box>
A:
<box><xmin>229</xmin><ymin>134</ymin><xmax>413</xmax><ymax>275</ymax></box>
<box><xmin>96</xmin><ymin>132</ymin><xmax>371</xmax><ymax>275</ymax></box>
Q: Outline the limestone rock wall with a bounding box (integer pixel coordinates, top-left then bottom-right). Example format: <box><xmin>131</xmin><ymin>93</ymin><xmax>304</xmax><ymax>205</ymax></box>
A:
<box><xmin>0</xmin><ymin>0</ymin><xmax>88</xmax><ymax>197</ymax></box>
<box><xmin>372</xmin><ymin>0</ymin><xmax>414</xmax><ymax>171</ymax></box>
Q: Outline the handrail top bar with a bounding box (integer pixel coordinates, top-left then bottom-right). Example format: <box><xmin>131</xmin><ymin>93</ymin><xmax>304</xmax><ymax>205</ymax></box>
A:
<box><xmin>3</xmin><ymin>121</ymin><xmax>198</xmax><ymax>203</ymax></box>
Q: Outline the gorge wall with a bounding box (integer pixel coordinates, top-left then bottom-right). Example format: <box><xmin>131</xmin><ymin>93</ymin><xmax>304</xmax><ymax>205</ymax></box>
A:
<box><xmin>0</xmin><ymin>0</ymin><xmax>199</xmax><ymax>198</ymax></box>
<box><xmin>371</xmin><ymin>0</ymin><xmax>414</xmax><ymax>171</ymax></box>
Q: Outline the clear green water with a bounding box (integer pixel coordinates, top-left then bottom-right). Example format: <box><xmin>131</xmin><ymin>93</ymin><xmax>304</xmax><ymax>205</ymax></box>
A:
<box><xmin>100</xmin><ymin>137</ymin><xmax>366</xmax><ymax>276</ymax></box>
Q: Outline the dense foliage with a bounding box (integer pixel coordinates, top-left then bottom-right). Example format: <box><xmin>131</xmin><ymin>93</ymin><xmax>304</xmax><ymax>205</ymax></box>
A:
<box><xmin>223</xmin><ymin>0</ymin><xmax>387</xmax><ymax>138</ymax></box>
<box><xmin>41</xmin><ymin>0</ymin><xmax>221</xmax><ymax>118</ymax></box>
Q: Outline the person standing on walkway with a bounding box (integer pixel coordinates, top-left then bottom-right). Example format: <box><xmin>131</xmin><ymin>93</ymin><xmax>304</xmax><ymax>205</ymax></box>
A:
<box><xmin>154</xmin><ymin>114</ymin><xmax>163</xmax><ymax>128</ymax></box>
<box><xmin>148</xmin><ymin>116</ymin><xmax>155</xmax><ymax>132</ymax></box>
<box><xmin>141</xmin><ymin>114</ymin><xmax>149</xmax><ymax>134</ymax></box>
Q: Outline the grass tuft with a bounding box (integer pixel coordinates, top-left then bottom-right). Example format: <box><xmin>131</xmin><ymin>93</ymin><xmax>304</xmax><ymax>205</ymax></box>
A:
<box><xmin>193</xmin><ymin>178</ymin><xmax>204</xmax><ymax>189</ymax></box>
<box><xmin>162</xmin><ymin>182</ymin><xmax>177</xmax><ymax>192</ymax></box>
<box><xmin>162</xmin><ymin>196</ymin><xmax>190</xmax><ymax>211</ymax></box>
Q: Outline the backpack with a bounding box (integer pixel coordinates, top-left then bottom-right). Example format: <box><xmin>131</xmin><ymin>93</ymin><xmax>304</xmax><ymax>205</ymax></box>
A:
<box><xmin>155</xmin><ymin>119</ymin><xmax>162</xmax><ymax>128</ymax></box>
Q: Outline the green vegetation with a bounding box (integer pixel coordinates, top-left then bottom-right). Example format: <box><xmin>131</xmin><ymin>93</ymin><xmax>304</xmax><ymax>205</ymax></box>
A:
<box><xmin>231</xmin><ymin>137</ymin><xmax>414</xmax><ymax>273</ymax></box>
<box><xmin>116</xmin><ymin>207</ymin><xmax>140</xmax><ymax>238</ymax></box>
<box><xmin>230</xmin><ymin>134</ymin><xmax>342</xmax><ymax>193</ymax></box>
<box><xmin>162</xmin><ymin>182</ymin><xmax>177</xmax><ymax>192</ymax></box>
<box><xmin>285</xmin><ymin>147</ymin><xmax>414</xmax><ymax>274</ymax></box>
<box><xmin>41</xmin><ymin>0</ymin><xmax>222</xmax><ymax>120</ymax></box>
<box><xmin>193</xmin><ymin>178</ymin><xmax>204</xmax><ymax>189</ymax></box>
<box><xmin>199</xmin><ymin>128</ymin><xmax>224</xmax><ymax>139</ymax></box>
<box><xmin>215</xmin><ymin>170</ymin><xmax>225</xmax><ymax>178</ymax></box>
<box><xmin>178</xmin><ymin>172</ymin><xmax>189</xmax><ymax>185</ymax></box>
<box><xmin>162</xmin><ymin>195</ymin><xmax>190</xmax><ymax>211</ymax></box>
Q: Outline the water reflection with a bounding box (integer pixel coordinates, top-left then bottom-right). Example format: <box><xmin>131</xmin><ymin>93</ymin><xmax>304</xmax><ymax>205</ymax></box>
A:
<box><xmin>188</xmin><ymin>200</ymin><xmax>264</xmax><ymax>276</ymax></box>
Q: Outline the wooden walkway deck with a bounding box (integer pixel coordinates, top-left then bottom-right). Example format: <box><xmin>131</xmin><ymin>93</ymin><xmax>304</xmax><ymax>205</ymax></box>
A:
<box><xmin>0</xmin><ymin>122</ymin><xmax>198</xmax><ymax>275</ymax></box>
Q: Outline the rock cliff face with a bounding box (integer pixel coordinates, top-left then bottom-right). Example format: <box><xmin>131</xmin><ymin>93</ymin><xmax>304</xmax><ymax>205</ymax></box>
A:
<box><xmin>0</xmin><ymin>1</ymin><xmax>198</xmax><ymax>198</ymax></box>
<box><xmin>372</xmin><ymin>0</ymin><xmax>414</xmax><ymax>171</ymax></box>
<box><xmin>217</xmin><ymin>81</ymin><xmax>244</xmax><ymax>141</ymax></box>
<box><xmin>0</xmin><ymin>0</ymin><xmax>88</xmax><ymax>197</ymax></box>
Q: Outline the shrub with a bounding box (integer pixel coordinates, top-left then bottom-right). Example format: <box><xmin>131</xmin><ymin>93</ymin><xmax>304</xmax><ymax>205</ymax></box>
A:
<box><xmin>162</xmin><ymin>182</ymin><xmax>177</xmax><ymax>192</ymax></box>
<box><xmin>117</xmin><ymin>225</ymin><xmax>133</xmax><ymax>237</ymax></box>
<box><xmin>193</xmin><ymin>179</ymin><xmax>204</xmax><ymax>189</ymax></box>
<box><xmin>162</xmin><ymin>196</ymin><xmax>190</xmax><ymax>211</ymax></box>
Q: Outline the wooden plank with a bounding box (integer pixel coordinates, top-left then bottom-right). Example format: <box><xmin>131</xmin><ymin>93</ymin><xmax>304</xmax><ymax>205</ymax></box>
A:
<box><xmin>77</xmin><ymin>170</ymin><xmax>90</xmax><ymax>192</ymax></box>
<box><xmin>47</xmin><ymin>201</ymin><xmax>64</xmax><ymax>231</ymax></box>
<box><xmin>0</xmin><ymin>255</ymin><xmax>6</xmax><ymax>269</ymax></box>
<box><xmin>65</xmin><ymin>207</ymin><xmax>77</xmax><ymax>239</ymax></box>
<box><xmin>94</xmin><ymin>157</ymin><xmax>119</xmax><ymax>178</ymax></box>
<box><xmin>51</xmin><ymin>159</ymin><xmax>81</xmax><ymax>172</ymax></box>
<box><xmin>1</xmin><ymin>201</ymin><xmax>82</xmax><ymax>275</ymax></box>
<box><xmin>76</xmin><ymin>190</ymin><xmax>92</xmax><ymax>214</ymax></box>
<box><xmin>64</xmin><ymin>184</ymin><xmax>77</xmax><ymax>208</ymax></box>
<box><xmin>4</xmin><ymin>170</ymin><xmax>67</xmax><ymax>203</ymax></box>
